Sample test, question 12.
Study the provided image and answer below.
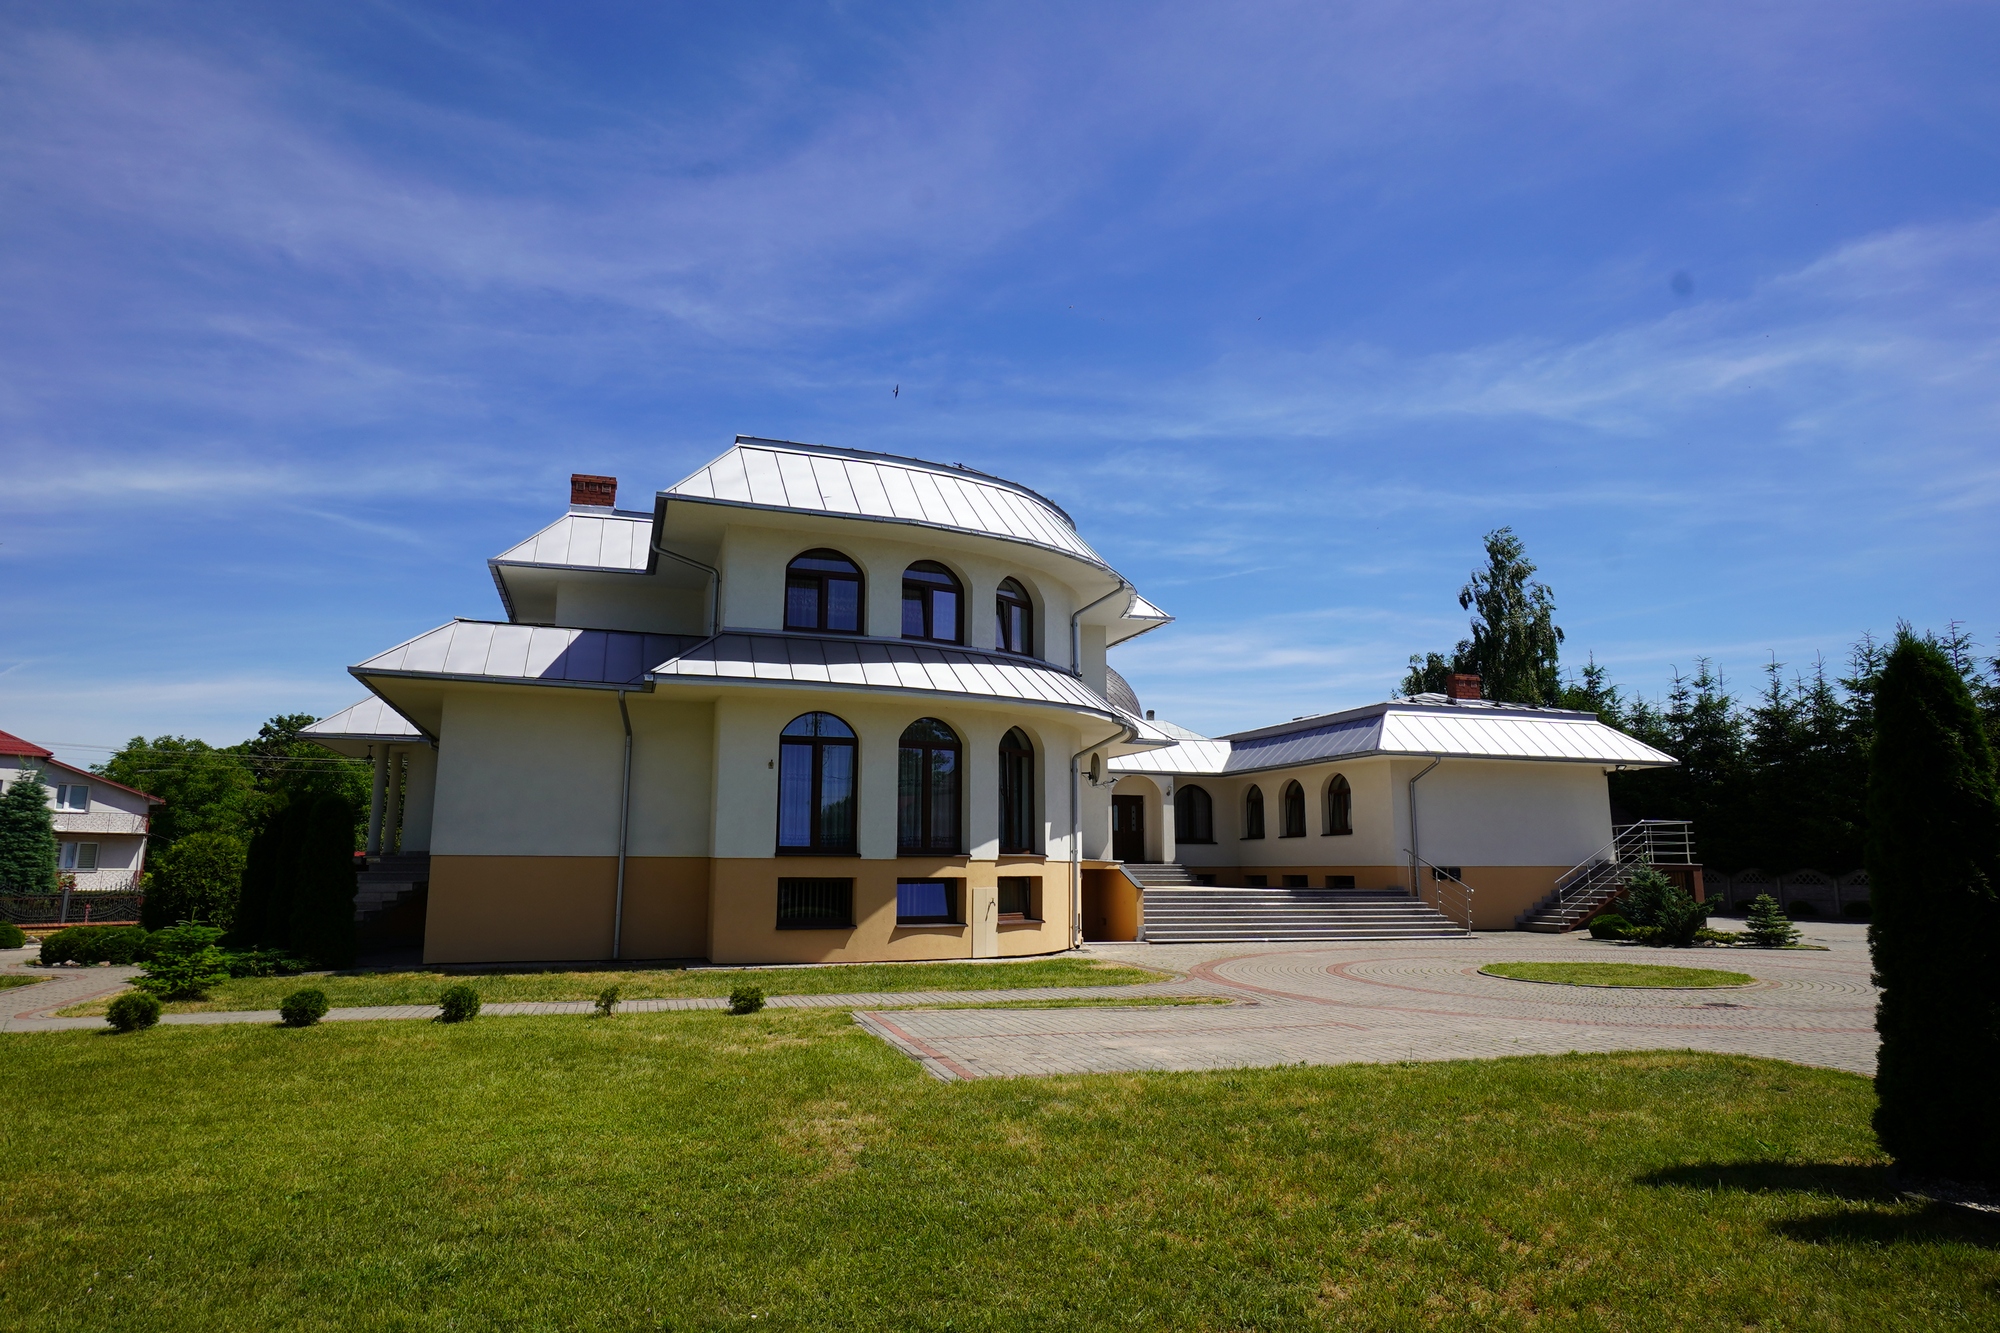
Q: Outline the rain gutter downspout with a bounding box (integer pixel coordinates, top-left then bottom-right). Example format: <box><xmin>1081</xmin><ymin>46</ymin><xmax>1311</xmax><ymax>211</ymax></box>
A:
<box><xmin>1406</xmin><ymin>756</ymin><xmax>1442</xmax><ymax>901</ymax></box>
<box><xmin>1071</xmin><ymin>721</ymin><xmax>1132</xmax><ymax>949</ymax></box>
<box><xmin>1070</xmin><ymin>578</ymin><xmax>1130</xmax><ymax>674</ymax></box>
<box><xmin>613</xmin><ymin>690</ymin><xmax>634</xmax><ymax>960</ymax></box>
<box><xmin>651</xmin><ymin>530</ymin><xmax>722</xmax><ymax>637</ymax></box>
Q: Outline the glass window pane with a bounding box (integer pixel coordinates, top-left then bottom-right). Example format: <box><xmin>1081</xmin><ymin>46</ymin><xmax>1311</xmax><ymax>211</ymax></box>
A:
<box><xmin>786</xmin><ymin>581</ymin><xmax>819</xmax><ymax>630</ymax></box>
<box><xmin>826</xmin><ymin>577</ymin><xmax>860</xmax><ymax>631</ymax></box>
<box><xmin>928</xmin><ymin>748</ymin><xmax>958</xmax><ymax>848</ymax></box>
<box><xmin>902</xmin><ymin>591</ymin><xmax>925</xmax><ymax>637</ymax></box>
<box><xmin>791</xmin><ymin>551</ymin><xmax>859</xmax><ymax>574</ymax></box>
<box><xmin>897</xmin><ymin>880</ymin><xmax>951</xmax><ymax>920</ymax></box>
<box><xmin>814</xmin><ymin>713</ymin><xmax>854</xmax><ymax>738</ymax></box>
<box><xmin>898</xmin><ymin>746</ymin><xmax>923</xmax><ymax>847</ymax></box>
<box><xmin>77</xmin><ymin>843</ymin><xmax>98</xmax><ymax>871</ymax></box>
<box><xmin>819</xmin><ymin>744</ymin><xmax>855</xmax><ymax>848</ymax></box>
<box><xmin>778</xmin><ymin>743</ymin><xmax>814</xmax><ymax>846</ymax></box>
<box><xmin>931</xmin><ymin>590</ymin><xmax>957</xmax><ymax>642</ymax></box>
<box><xmin>59</xmin><ymin>842</ymin><xmax>76</xmax><ymax>869</ymax></box>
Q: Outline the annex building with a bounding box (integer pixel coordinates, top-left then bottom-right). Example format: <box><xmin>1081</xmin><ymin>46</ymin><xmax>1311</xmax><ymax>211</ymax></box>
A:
<box><xmin>306</xmin><ymin>437</ymin><xmax>1677</xmax><ymax>964</ymax></box>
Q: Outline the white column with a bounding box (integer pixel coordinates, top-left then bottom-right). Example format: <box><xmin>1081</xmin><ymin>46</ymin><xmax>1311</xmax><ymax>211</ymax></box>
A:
<box><xmin>366</xmin><ymin>747</ymin><xmax>389</xmax><ymax>856</ymax></box>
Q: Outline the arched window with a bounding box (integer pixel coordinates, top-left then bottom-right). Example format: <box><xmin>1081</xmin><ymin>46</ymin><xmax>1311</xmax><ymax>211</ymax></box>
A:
<box><xmin>786</xmin><ymin>550</ymin><xmax>863</xmax><ymax>634</ymax></box>
<box><xmin>898</xmin><ymin>717</ymin><xmax>962</xmax><ymax>853</ymax></box>
<box><xmin>902</xmin><ymin>561</ymin><xmax>962</xmax><ymax>644</ymax></box>
<box><xmin>1280</xmin><ymin>781</ymin><xmax>1306</xmax><ymax>838</ymax></box>
<box><xmin>1243</xmin><ymin>785</ymin><xmax>1265</xmax><ymax>840</ymax></box>
<box><xmin>777</xmin><ymin>713</ymin><xmax>857</xmax><ymax>852</ymax></box>
<box><xmin>995</xmin><ymin>578</ymin><xmax>1033</xmax><ymax>655</ymax></box>
<box><xmin>998</xmin><ymin>727</ymin><xmax>1035</xmax><ymax>854</ymax></box>
<box><xmin>1174</xmin><ymin>784</ymin><xmax>1214</xmax><ymax>844</ymax></box>
<box><xmin>1324</xmin><ymin>774</ymin><xmax>1353</xmax><ymax>835</ymax></box>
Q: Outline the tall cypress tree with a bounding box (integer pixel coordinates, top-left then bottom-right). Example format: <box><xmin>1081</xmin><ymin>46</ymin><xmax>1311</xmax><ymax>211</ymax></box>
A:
<box><xmin>0</xmin><ymin>768</ymin><xmax>60</xmax><ymax>892</ymax></box>
<box><xmin>1868</xmin><ymin>630</ymin><xmax>2000</xmax><ymax>1182</ymax></box>
<box><xmin>287</xmin><ymin>793</ymin><xmax>358</xmax><ymax>967</ymax></box>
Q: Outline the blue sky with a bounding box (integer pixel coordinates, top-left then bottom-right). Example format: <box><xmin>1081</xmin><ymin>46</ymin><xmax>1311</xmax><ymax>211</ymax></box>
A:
<box><xmin>4</xmin><ymin>0</ymin><xmax>1998</xmax><ymax>765</ymax></box>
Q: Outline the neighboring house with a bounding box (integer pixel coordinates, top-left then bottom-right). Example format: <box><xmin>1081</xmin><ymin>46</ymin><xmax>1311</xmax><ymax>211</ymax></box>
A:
<box><xmin>0</xmin><ymin>729</ymin><xmax>164</xmax><ymax>892</ymax></box>
<box><xmin>303</xmin><ymin>437</ymin><xmax>1675</xmax><ymax>965</ymax></box>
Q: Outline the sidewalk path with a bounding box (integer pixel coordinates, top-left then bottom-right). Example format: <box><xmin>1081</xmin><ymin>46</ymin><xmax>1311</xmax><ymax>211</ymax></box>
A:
<box><xmin>860</xmin><ymin>923</ymin><xmax>1880</xmax><ymax>1081</ymax></box>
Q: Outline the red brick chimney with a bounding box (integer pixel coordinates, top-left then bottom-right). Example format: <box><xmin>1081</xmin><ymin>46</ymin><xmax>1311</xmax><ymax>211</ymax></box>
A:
<box><xmin>570</xmin><ymin>474</ymin><xmax>617</xmax><ymax>507</ymax></box>
<box><xmin>1446</xmin><ymin>673</ymin><xmax>1482</xmax><ymax>701</ymax></box>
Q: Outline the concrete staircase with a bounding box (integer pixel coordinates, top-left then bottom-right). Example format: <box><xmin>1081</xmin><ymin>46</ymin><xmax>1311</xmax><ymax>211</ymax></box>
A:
<box><xmin>1130</xmin><ymin>866</ymin><xmax>1466</xmax><ymax>942</ymax></box>
<box><xmin>356</xmin><ymin>852</ymin><xmax>430</xmax><ymax>925</ymax></box>
<box><xmin>1516</xmin><ymin>862</ymin><xmax>1623</xmax><ymax>933</ymax></box>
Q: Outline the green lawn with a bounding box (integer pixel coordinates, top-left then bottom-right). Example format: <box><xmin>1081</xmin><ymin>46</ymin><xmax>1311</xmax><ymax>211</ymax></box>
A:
<box><xmin>1483</xmin><ymin>961</ymin><xmax>1757</xmax><ymax>988</ymax></box>
<box><xmin>3</xmin><ymin>1015</ymin><xmax>1991</xmax><ymax>1330</ymax></box>
<box><xmin>55</xmin><ymin>957</ymin><xmax>1166</xmax><ymax>1016</ymax></box>
<box><xmin>0</xmin><ymin>974</ymin><xmax>46</xmax><ymax>992</ymax></box>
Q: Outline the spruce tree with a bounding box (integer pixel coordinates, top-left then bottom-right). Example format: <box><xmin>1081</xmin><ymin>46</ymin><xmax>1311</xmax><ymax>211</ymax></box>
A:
<box><xmin>1868</xmin><ymin>630</ymin><xmax>2000</xmax><ymax>1183</ymax></box>
<box><xmin>0</xmin><ymin>768</ymin><xmax>59</xmax><ymax>892</ymax></box>
<box><xmin>234</xmin><ymin>798</ymin><xmax>303</xmax><ymax>948</ymax></box>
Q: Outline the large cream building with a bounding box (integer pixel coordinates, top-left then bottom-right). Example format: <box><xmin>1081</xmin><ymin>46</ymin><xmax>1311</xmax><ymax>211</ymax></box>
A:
<box><xmin>307</xmin><ymin>437</ymin><xmax>1675</xmax><ymax>963</ymax></box>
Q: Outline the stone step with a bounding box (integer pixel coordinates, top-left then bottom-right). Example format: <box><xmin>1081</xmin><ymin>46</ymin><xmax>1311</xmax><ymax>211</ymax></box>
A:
<box><xmin>1140</xmin><ymin>882</ymin><xmax>1465</xmax><ymax>942</ymax></box>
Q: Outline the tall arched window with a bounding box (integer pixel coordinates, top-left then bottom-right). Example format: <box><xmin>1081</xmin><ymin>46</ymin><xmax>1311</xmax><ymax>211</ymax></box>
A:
<box><xmin>902</xmin><ymin>561</ymin><xmax>962</xmax><ymax>644</ymax></box>
<box><xmin>786</xmin><ymin>550</ymin><xmax>863</xmax><ymax>634</ymax></box>
<box><xmin>898</xmin><ymin>718</ymin><xmax>962</xmax><ymax>853</ymax></box>
<box><xmin>1324</xmin><ymin>774</ymin><xmax>1353</xmax><ymax>835</ymax></box>
<box><xmin>995</xmin><ymin>577</ymin><xmax>1033</xmax><ymax>655</ymax></box>
<box><xmin>1174</xmin><ymin>784</ymin><xmax>1214</xmax><ymax>844</ymax></box>
<box><xmin>1243</xmin><ymin>785</ymin><xmax>1266</xmax><ymax>840</ymax></box>
<box><xmin>778</xmin><ymin>713</ymin><xmax>856</xmax><ymax>852</ymax></box>
<box><xmin>998</xmin><ymin>727</ymin><xmax>1035</xmax><ymax>854</ymax></box>
<box><xmin>1280</xmin><ymin>781</ymin><xmax>1306</xmax><ymax>838</ymax></box>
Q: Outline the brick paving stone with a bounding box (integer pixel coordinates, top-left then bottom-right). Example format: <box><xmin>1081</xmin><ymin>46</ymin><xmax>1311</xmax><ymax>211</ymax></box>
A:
<box><xmin>861</xmin><ymin>923</ymin><xmax>1881</xmax><ymax>1081</ymax></box>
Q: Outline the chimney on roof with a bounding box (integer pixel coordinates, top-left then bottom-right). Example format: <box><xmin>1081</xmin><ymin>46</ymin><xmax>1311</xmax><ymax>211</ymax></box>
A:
<box><xmin>570</xmin><ymin>473</ymin><xmax>617</xmax><ymax>507</ymax></box>
<box><xmin>1446</xmin><ymin>673</ymin><xmax>1482</xmax><ymax>702</ymax></box>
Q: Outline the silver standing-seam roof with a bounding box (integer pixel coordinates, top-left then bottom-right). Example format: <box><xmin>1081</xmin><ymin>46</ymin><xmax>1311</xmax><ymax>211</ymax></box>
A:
<box><xmin>348</xmin><ymin>620</ymin><xmax>1171</xmax><ymax>742</ymax></box>
<box><xmin>665</xmin><ymin>436</ymin><xmax>1109</xmax><ymax>567</ymax></box>
<box><xmin>302</xmin><ymin>696</ymin><xmax>425</xmax><ymax>742</ymax></box>
<box><xmin>1110</xmin><ymin>699</ymin><xmax>1676</xmax><ymax>775</ymax></box>
<box><xmin>492</xmin><ymin>509</ymin><xmax>654</xmax><ymax>573</ymax></box>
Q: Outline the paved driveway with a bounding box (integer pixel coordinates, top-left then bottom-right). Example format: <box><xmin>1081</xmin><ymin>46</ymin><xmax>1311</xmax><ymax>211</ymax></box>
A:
<box><xmin>859</xmin><ymin>922</ymin><xmax>1879</xmax><ymax>1081</ymax></box>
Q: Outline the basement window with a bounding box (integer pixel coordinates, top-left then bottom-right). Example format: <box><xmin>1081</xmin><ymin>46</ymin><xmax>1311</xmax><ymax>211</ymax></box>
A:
<box><xmin>896</xmin><ymin>879</ymin><xmax>961</xmax><ymax>926</ymax></box>
<box><xmin>776</xmin><ymin>878</ymin><xmax>853</xmax><ymax>930</ymax></box>
<box><xmin>1244</xmin><ymin>875</ymin><xmax>1268</xmax><ymax>887</ymax></box>
<box><xmin>1327</xmin><ymin>875</ymin><xmax>1357</xmax><ymax>889</ymax></box>
<box><xmin>997</xmin><ymin>876</ymin><xmax>1038</xmax><ymax>922</ymax></box>
<box><xmin>1282</xmin><ymin>875</ymin><xmax>1308</xmax><ymax>887</ymax></box>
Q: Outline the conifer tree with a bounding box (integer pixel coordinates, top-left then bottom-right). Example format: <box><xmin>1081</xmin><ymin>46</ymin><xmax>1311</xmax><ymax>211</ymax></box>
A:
<box><xmin>1868</xmin><ymin>630</ymin><xmax>2000</xmax><ymax>1183</ymax></box>
<box><xmin>1743</xmin><ymin>894</ymin><xmax>1799</xmax><ymax>947</ymax></box>
<box><xmin>0</xmin><ymin>768</ymin><xmax>59</xmax><ymax>892</ymax></box>
<box><xmin>286</xmin><ymin>793</ymin><xmax>358</xmax><ymax>967</ymax></box>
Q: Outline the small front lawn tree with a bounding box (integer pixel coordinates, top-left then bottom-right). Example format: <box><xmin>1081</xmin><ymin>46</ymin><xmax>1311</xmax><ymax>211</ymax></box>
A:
<box><xmin>1868</xmin><ymin>631</ymin><xmax>2000</xmax><ymax>1183</ymax></box>
<box><xmin>144</xmin><ymin>831</ymin><xmax>247</xmax><ymax>931</ymax></box>
<box><xmin>0</xmin><ymin>766</ymin><xmax>58</xmax><ymax>893</ymax></box>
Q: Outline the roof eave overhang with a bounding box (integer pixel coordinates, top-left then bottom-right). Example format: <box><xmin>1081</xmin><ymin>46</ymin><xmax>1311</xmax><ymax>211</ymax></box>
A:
<box><xmin>1215</xmin><ymin>749</ymin><xmax>1677</xmax><ymax>775</ymax></box>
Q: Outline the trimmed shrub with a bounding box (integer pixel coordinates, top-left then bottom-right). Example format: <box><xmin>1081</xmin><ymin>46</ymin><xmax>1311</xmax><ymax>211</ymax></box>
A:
<box><xmin>279</xmin><ymin>988</ymin><xmax>329</xmax><ymax>1027</ymax></box>
<box><xmin>1587</xmin><ymin>913</ymin><xmax>1632</xmax><ymax>940</ymax></box>
<box><xmin>595</xmin><ymin>985</ymin><xmax>620</xmax><ymax>1017</ymax></box>
<box><xmin>38</xmin><ymin>925</ymin><xmax>151</xmax><ymax>966</ymax></box>
<box><xmin>1620</xmin><ymin>866</ymin><xmax>1710</xmax><ymax>947</ymax></box>
<box><xmin>1693</xmin><ymin>927</ymin><xmax>1737</xmax><ymax>944</ymax></box>
<box><xmin>1744</xmin><ymin>894</ymin><xmax>1800</xmax><ymax>948</ymax></box>
<box><xmin>143</xmin><ymin>831</ymin><xmax>247</xmax><ymax>932</ymax></box>
<box><xmin>1868</xmin><ymin>631</ymin><xmax>2000</xmax><ymax>1184</ymax></box>
<box><xmin>133</xmin><ymin>923</ymin><xmax>231</xmax><ymax>1000</ymax></box>
<box><xmin>1785</xmin><ymin>899</ymin><xmax>1819</xmax><ymax>918</ymax></box>
<box><xmin>728</xmin><ymin>984</ymin><xmax>766</xmax><ymax>1015</ymax></box>
<box><xmin>437</xmin><ymin>984</ymin><xmax>481</xmax><ymax>1023</ymax></box>
<box><xmin>224</xmin><ymin>948</ymin><xmax>312</xmax><ymax>978</ymax></box>
<box><xmin>106</xmin><ymin>991</ymin><xmax>162</xmax><ymax>1032</ymax></box>
<box><xmin>0</xmin><ymin>920</ymin><xmax>28</xmax><ymax>949</ymax></box>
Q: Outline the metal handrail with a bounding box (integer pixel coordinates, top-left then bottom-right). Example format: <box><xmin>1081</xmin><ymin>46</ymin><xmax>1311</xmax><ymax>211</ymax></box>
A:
<box><xmin>1541</xmin><ymin>820</ymin><xmax>1697</xmax><ymax>920</ymax></box>
<box><xmin>1404</xmin><ymin>850</ymin><xmax>1474</xmax><ymax>933</ymax></box>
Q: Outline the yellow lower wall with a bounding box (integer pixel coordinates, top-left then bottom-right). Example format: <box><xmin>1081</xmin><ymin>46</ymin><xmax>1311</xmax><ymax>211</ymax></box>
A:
<box><xmin>425</xmin><ymin>855</ymin><xmax>710</xmax><ymax>964</ymax></box>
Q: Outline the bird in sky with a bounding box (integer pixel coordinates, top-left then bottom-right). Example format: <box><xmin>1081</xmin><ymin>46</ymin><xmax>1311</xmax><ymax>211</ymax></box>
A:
<box><xmin>893</xmin><ymin>384</ymin><xmax>899</xmax><ymax>398</ymax></box>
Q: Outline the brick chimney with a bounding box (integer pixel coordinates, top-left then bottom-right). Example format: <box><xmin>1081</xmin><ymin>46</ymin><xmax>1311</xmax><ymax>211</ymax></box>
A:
<box><xmin>570</xmin><ymin>474</ymin><xmax>617</xmax><ymax>507</ymax></box>
<box><xmin>1446</xmin><ymin>673</ymin><xmax>1482</xmax><ymax>701</ymax></box>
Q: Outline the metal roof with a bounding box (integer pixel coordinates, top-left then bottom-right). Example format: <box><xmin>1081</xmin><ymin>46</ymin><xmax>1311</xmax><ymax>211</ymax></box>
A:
<box><xmin>354</xmin><ymin>620</ymin><xmax>705</xmax><ymax>690</ymax></box>
<box><xmin>1110</xmin><ymin>699</ymin><xmax>1676</xmax><ymax>775</ymax></box>
<box><xmin>666</xmin><ymin>437</ymin><xmax>1109</xmax><ymax>567</ymax></box>
<box><xmin>303</xmin><ymin>697</ymin><xmax>425</xmax><ymax>742</ymax></box>
<box><xmin>648</xmin><ymin>631</ymin><xmax>1124</xmax><ymax>716</ymax></box>
<box><xmin>491</xmin><ymin>509</ymin><xmax>654</xmax><ymax>573</ymax></box>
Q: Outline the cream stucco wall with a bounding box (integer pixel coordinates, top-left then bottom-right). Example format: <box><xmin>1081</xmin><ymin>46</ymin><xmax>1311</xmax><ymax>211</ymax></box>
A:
<box><xmin>554</xmin><ymin>578</ymin><xmax>707</xmax><ymax>635</ymax></box>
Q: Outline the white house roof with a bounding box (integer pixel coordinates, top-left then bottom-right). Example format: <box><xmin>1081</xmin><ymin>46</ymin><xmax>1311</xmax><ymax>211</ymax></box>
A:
<box><xmin>1110</xmin><ymin>698</ymin><xmax>1675</xmax><ymax>775</ymax></box>
<box><xmin>666</xmin><ymin>437</ymin><xmax>1109</xmax><ymax>567</ymax></box>
<box><xmin>303</xmin><ymin>697</ymin><xmax>424</xmax><ymax>742</ymax></box>
<box><xmin>492</xmin><ymin>509</ymin><xmax>653</xmax><ymax>572</ymax></box>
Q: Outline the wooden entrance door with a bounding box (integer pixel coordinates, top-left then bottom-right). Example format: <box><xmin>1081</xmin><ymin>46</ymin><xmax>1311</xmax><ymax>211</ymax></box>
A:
<box><xmin>1112</xmin><ymin>795</ymin><xmax>1146</xmax><ymax>862</ymax></box>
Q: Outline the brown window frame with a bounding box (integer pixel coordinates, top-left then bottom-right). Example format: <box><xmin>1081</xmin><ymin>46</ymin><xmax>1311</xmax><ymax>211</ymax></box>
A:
<box><xmin>998</xmin><ymin>727</ymin><xmax>1035</xmax><ymax>854</ymax></box>
<box><xmin>776</xmin><ymin>712</ymin><xmax>859</xmax><ymax>855</ymax></box>
<box><xmin>1242</xmin><ymin>785</ymin><xmax>1265</xmax><ymax>840</ymax></box>
<box><xmin>1279</xmin><ymin>780</ymin><xmax>1307</xmax><ymax>838</ymax></box>
<box><xmin>997</xmin><ymin>876</ymin><xmax>1039</xmax><ymax>922</ymax></box>
<box><xmin>995</xmin><ymin>577</ymin><xmax>1034</xmax><ymax>656</ymax></box>
<box><xmin>785</xmin><ymin>549</ymin><xmax>865</xmax><ymax>635</ymax></box>
<box><xmin>897</xmin><ymin>717</ymin><xmax>963</xmax><ymax>855</ymax></box>
<box><xmin>1323</xmin><ymin>773</ymin><xmax>1353</xmax><ymax>836</ymax></box>
<box><xmin>901</xmin><ymin>561</ymin><xmax>964</xmax><ymax>645</ymax></box>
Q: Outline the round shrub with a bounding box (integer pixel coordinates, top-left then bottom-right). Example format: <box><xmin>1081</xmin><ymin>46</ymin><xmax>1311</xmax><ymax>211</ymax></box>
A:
<box><xmin>436</xmin><ymin>984</ymin><xmax>481</xmax><ymax>1023</ymax></box>
<box><xmin>106</xmin><ymin>991</ymin><xmax>162</xmax><ymax>1033</ymax></box>
<box><xmin>279</xmin><ymin>988</ymin><xmax>329</xmax><ymax>1028</ymax></box>
<box><xmin>594</xmin><ymin>985</ymin><xmax>620</xmax><ymax>1017</ymax></box>
<box><xmin>39</xmin><ymin>925</ymin><xmax>151</xmax><ymax>966</ymax></box>
<box><xmin>1587</xmin><ymin>912</ymin><xmax>1632</xmax><ymax>940</ymax></box>
<box><xmin>0</xmin><ymin>920</ymin><xmax>26</xmax><ymax>949</ymax></box>
<box><xmin>728</xmin><ymin>984</ymin><xmax>766</xmax><ymax>1015</ymax></box>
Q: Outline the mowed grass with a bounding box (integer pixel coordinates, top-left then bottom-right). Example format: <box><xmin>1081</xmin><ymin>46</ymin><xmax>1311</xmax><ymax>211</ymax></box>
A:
<box><xmin>1483</xmin><ymin>961</ymin><xmax>1757</xmax><ymax>989</ymax></box>
<box><xmin>4</xmin><ymin>1017</ymin><xmax>1994</xmax><ymax>1331</ymax></box>
<box><xmin>55</xmin><ymin>957</ymin><xmax>1165</xmax><ymax>1016</ymax></box>
<box><xmin>0</xmin><ymin>974</ymin><xmax>45</xmax><ymax>992</ymax></box>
